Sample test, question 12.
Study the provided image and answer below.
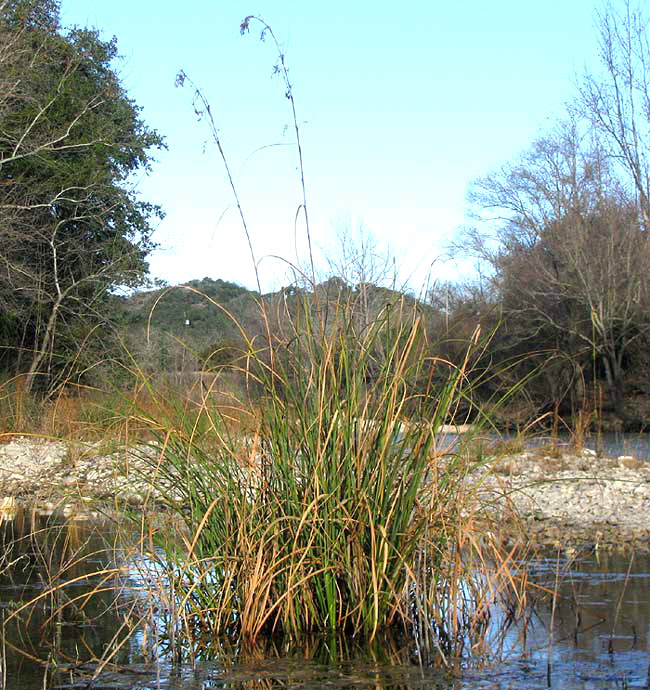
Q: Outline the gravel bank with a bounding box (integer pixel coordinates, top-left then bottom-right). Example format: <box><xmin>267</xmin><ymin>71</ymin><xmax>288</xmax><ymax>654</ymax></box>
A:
<box><xmin>0</xmin><ymin>436</ymin><xmax>648</xmax><ymax>550</ymax></box>
<box><xmin>0</xmin><ymin>437</ymin><xmax>156</xmax><ymax>512</ymax></box>
<box><xmin>468</xmin><ymin>447</ymin><xmax>650</xmax><ymax>551</ymax></box>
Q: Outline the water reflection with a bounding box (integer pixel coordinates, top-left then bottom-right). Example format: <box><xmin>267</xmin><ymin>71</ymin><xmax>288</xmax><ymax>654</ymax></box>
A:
<box><xmin>460</xmin><ymin>551</ymin><xmax>650</xmax><ymax>689</ymax></box>
<box><xmin>0</xmin><ymin>505</ymin><xmax>136</xmax><ymax>690</ymax></box>
<box><xmin>0</xmin><ymin>507</ymin><xmax>648</xmax><ymax>689</ymax></box>
<box><xmin>523</xmin><ymin>431</ymin><xmax>650</xmax><ymax>461</ymax></box>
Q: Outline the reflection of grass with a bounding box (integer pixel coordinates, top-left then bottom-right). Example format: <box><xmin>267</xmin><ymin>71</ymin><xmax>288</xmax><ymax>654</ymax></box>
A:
<box><xmin>0</xmin><ymin>506</ymin><xmax>134</xmax><ymax>686</ymax></box>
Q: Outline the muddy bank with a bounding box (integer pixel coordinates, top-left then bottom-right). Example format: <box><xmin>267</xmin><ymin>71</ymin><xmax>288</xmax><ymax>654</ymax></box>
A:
<box><xmin>0</xmin><ymin>436</ymin><xmax>648</xmax><ymax>551</ymax></box>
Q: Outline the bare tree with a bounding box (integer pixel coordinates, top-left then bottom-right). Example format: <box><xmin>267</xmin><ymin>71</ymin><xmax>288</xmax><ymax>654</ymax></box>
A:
<box><xmin>323</xmin><ymin>221</ymin><xmax>396</xmax><ymax>288</ymax></box>
<box><xmin>463</xmin><ymin>120</ymin><xmax>650</xmax><ymax>424</ymax></box>
<box><xmin>579</xmin><ymin>1</ymin><xmax>650</xmax><ymax>228</ymax></box>
<box><xmin>316</xmin><ymin>220</ymin><xmax>401</xmax><ymax>332</ymax></box>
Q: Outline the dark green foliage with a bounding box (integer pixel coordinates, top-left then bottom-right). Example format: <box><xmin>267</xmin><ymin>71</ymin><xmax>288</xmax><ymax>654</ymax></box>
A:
<box><xmin>0</xmin><ymin>1</ymin><xmax>164</xmax><ymax>392</ymax></box>
<box><xmin>1</xmin><ymin>0</ymin><xmax>60</xmax><ymax>30</ymax></box>
<box><xmin>125</xmin><ymin>278</ymin><xmax>254</xmax><ymax>337</ymax></box>
<box><xmin>119</xmin><ymin>278</ymin><xmax>259</xmax><ymax>362</ymax></box>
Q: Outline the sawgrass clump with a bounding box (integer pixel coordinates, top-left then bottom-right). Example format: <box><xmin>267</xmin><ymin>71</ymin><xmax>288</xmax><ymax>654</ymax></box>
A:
<box><xmin>129</xmin><ymin>290</ymin><xmax>523</xmax><ymax>652</ymax></box>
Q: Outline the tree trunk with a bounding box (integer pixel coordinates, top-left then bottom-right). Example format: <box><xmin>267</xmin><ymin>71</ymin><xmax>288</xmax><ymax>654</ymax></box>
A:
<box><xmin>23</xmin><ymin>298</ymin><xmax>61</xmax><ymax>395</ymax></box>
<box><xmin>602</xmin><ymin>353</ymin><xmax>642</xmax><ymax>430</ymax></box>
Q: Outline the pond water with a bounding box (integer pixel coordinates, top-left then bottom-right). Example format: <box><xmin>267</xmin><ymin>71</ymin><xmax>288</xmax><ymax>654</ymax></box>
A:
<box><xmin>524</xmin><ymin>431</ymin><xmax>650</xmax><ymax>461</ymax></box>
<box><xmin>2</xmin><ymin>509</ymin><xmax>649</xmax><ymax>690</ymax></box>
<box><xmin>441</xmin><ymin>430</ymin><xmax>650</xmax><ymax>461</ymax></box>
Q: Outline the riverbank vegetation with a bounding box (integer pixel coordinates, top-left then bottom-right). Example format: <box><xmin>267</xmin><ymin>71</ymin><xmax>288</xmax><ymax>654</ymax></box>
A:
<box><xmin>1</xmin><ymin>0</ymin><xmax>649</xmax><ymax>684</ymax></box>
<box><xmin>0</xmin><ymin>289</ymin><xmax>532</xmax><ymax>671</ymax></box>
<box><xmin>3</xmin><ymin>3</ymin><xmax>650</xmax><ymax>434</ymax></box>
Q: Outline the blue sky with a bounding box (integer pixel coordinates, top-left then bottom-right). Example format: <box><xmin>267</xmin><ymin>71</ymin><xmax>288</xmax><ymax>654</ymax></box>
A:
<box><xmin>61</xmin><ymin>0</ymin><xmax>603</xmax><ymax>292</ymax></box>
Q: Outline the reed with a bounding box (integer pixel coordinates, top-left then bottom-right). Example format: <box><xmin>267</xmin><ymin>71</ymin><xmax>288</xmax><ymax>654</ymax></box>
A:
<box><xmin>126</xmin><ymin>288</ymin><xmax>524</xmax><ymax>651</ymax></box>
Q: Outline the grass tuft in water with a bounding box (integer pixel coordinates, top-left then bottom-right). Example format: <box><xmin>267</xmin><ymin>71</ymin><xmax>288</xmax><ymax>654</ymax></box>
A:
<box><xmin>128</xmin><ymin>290</ymin><xmax>523</xmax><ymax>651</ymax></box>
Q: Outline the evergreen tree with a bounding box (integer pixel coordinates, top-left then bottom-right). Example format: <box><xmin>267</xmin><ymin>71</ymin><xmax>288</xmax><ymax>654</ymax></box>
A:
<box><xmin>0</xmin><ymin>0</ymin><xmax>164</xmax><ymax>392</ymax></box>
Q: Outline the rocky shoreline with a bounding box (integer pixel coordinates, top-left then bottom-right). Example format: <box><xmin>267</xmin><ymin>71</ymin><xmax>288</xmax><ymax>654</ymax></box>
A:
<box><xmin>0</xmin><ymin>436</ymin><xmax>648</xmax><ymax>551</ymax></box>
<box><xmin>0</xmin><ymin>436</ymin><xmax>156</xmax><ymax>516</ymax></box>
<box><xmin>469</xmin><ymin>447</ymin><xmax>650</xmax><ymax>552</ymax></box>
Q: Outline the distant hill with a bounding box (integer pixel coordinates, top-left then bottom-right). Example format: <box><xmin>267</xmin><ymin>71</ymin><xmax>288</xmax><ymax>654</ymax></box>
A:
<box><xmin>118</xmin><ymin>277</ymin><xmax>257</xmax><ymax>342</ymax></box>
<box><xmin>116</xmin><ymin>276</ymin><xmax>432</xmax><ymax>372</ymax></box>
<box><xmin>113</xmin><ymin>278</ymin><xmax>262</xmax><ymax>370</ymax></box>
